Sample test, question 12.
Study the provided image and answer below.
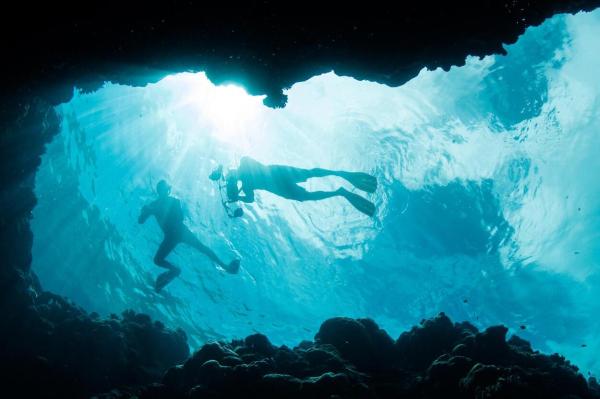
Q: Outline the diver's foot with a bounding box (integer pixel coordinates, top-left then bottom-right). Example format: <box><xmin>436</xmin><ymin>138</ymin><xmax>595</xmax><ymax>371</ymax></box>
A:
<box><xmin>155</xmin><ymin>267</ymin><xmax>181</xmax><ymax>292</ymax></box>
<box><xmin>224</xmin><ymin>259</ymin><xmax>240</xmax><ymax>274</ymax></box>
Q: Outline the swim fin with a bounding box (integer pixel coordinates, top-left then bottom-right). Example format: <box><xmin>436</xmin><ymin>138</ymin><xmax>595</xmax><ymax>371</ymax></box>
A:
<box><xmin>343</xmin><ymin>172</ymin><xmax>378</xmax><ymax>193</ymax></box>
<box><xmin>341</xmin><ymin>189</ymin><xmax>376</xmax><ymax>217</ymax></box>
<box><xmin>155</xmin><ymin>267</ymin><xmax>181</xmax><ymax>292</ymax></box>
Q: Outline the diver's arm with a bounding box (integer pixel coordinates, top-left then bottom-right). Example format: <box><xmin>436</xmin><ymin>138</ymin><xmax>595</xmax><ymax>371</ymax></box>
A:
<box><xmin>138</xmin><ymin>204</ymin><xmax>152</xmax><ymax>224</ymax></box>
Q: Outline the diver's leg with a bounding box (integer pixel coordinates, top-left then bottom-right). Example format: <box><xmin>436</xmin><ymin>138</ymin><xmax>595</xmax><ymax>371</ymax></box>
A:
<box><xmin>154</xmin><ymin>237</ymin><xmax>178</xmax><ymax>270</ymax></box>
<box><xmin>286</xmin><ymin>185</ymin><xmax>375</xmax><ymax>216</ymax></box>
<box><xmin>306</xmin><ymin>168</ymin><xmax>337</xmax><ymax>178</ymax></box>
<box><xmin>281</xmin><ymin>184</ymin><xmax>342</xmax><ymax>201</ymax></box>
<box><xmin>182</xmin><ymin>228</ymin><xmax>226</xmax><ymax>268</ymax></box>
<box><xmin>273</xmin><ymin>166</ymin><xmax>335</xmax><ymax>182</ymax></box>
<box><xmin>308</xmin><ymin>168</ymin><xmax>378</xmax><ymax>193</ymax></box>
<box><xmin>153</xmin><ymin>237</ymin><xmax>181</xmax><ymax>292</ymax></box>
<box><xmin>280</xmin><ymin>166</ymin><xmax>377</xmax><ymax>193</ymax></box>
<box><xmin>271</xmin><ymin>164</ymin><xmax>363</xmax><ymax>185</ymax></box>
<box><xmin>182</xmin><ymin>229</ymin><xmax>240</xmax><ymax>274</ymax></box>
<box><xmin>283</xmin><ymin>166</ymin><xmax>350</xmax><ymax>180</ymax></box>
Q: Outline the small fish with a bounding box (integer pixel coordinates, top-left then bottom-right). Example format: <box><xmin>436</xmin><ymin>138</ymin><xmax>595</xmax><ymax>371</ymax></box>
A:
<box><xmin>574</xmin><ymin>251</ymin><xmax>580</xmax><ymax>255</ymax></box>
<box><xmin>520</xmin><ymin>325</ymin><xmax>526</xmax><ymax>330</ymax></box>
<box><xmin>581</xmin><ymin>344</ymin><xmax>587</xmax><ymax>348</ymax></box>
<box><xmin>463</xmin><ymin>299</ymin><xmax>468</xmax><ymax>304</ymax></box>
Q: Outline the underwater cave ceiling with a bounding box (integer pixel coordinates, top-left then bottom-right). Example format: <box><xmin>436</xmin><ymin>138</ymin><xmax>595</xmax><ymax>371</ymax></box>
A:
<box><xmin>2</xmin><ymin>0</ymin><xmax>600</xmax><ymax>111</ymax></box>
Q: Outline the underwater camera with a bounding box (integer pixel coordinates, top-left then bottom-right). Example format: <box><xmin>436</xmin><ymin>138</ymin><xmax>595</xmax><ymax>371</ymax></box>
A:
<box><xmin>209</xmin><ymin>165</ymin><xmax>244</xmax><ymax>218</ymax></box>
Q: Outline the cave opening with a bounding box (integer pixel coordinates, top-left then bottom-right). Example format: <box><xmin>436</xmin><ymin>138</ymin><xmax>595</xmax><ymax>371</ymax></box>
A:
<box><xmin>29</xmin><ymin>9</ymin><xmax>600</xmax><ymax>376</ymax></box>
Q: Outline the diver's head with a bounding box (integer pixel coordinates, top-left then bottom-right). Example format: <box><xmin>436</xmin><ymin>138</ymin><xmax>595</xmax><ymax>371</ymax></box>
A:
<box><xmin>209</xmin><ymin>165</ymin><xmax>224</xmax><ymax>181</ymax></box>
<box><xmin>225</xmin><ymin>172</ymin><xmax>239</xmax><ymax>201</ymax></box>
<box><xmin>156</xmin><ymin>180</ymin><xmax>171</xmax><ymax>197</ymax></box>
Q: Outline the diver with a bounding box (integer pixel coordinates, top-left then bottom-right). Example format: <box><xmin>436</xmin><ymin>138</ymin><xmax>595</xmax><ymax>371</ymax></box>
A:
<box><xmin>138</xmin><ymin>180</ymin><xmax>240</xmax><ymax>292</ymax></box>
<box><xmin>209</xmin><ymin>156</ymin><xmax>377</xmax><ymax>216</ymax></box>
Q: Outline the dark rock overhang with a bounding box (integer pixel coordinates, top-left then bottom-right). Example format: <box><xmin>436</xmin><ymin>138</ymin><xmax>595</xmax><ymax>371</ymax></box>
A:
<box><xmin>2</xmin><ymin>0</ymin><xmax>600</xmax><ymax>110</ymax></box>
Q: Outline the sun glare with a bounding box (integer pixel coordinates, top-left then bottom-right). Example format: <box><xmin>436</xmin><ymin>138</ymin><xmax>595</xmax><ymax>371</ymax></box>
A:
<box><xmin>177</xmin><ymin>74</ymin><xmax>265</xmax><ymax>144</ymax></box>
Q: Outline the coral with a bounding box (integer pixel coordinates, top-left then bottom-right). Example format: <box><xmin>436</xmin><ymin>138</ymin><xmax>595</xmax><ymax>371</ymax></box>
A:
<box><xmin>95</xmin><ymin>314</ymin><xmax>598</xmax><ymax>399</ymax></box>
<box><xmin>0</xmin><ymin>270</ymin><xmax>189</xmax><ymax>397</ymax></box>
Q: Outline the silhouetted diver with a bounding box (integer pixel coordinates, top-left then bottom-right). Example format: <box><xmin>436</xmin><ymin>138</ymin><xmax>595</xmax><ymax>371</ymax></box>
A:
<box><xmin>139</xmin><ymin>180</ymin><xmax>240</xmax><ymax>292</ymax></box>
<box><xmin>209</xmin><ymin>156</ymin><xmax>377</xmax><ymax>216</ymax></box>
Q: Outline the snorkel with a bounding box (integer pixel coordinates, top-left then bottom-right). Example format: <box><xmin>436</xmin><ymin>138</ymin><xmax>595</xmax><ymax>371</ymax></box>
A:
<box><xmin>209</xmin><ymin>164</ymin><xmax>244</xmax><ymax>218</ymax></box>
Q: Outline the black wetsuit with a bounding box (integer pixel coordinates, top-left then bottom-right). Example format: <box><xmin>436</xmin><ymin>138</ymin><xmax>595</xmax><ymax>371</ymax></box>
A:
<box><xmin>139</xmin><ymin>196</ymin><xmax>199</xmax><ymax>266</ymax></box>
<box><xmin>229</xmin><ymin>156</ymin><xmax>377</xmax><ymax>216</ymax></box>
<box><xmin>236</xmin><ymin>156</ymin><xmax>329</xmax><ymax>201</ymax></box>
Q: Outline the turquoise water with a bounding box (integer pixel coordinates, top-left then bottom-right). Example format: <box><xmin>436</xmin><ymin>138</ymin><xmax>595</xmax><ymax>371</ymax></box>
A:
<box><xmin>32</xmin><ymin>10</ymin><xmax>600</xmax><ymax>376</ymax></box>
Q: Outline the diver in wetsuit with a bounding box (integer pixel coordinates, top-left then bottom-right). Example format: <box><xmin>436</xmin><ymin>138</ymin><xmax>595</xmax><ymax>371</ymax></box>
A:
<box><xmin>209</xmin><ymin>156</ymin><xmax>377</xmax><ymax>216</ymax></box>
<box><xmin>138</xmin><ymin>180</ymin><xmax>240</xmax><ymax>292</ymax></box>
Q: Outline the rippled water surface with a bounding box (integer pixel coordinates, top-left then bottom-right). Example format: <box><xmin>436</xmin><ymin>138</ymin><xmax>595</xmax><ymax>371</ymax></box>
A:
<box><xmin>32</xmin><ymin>10</ymin><xmax>600</xmax><ymax>375</ymax></box>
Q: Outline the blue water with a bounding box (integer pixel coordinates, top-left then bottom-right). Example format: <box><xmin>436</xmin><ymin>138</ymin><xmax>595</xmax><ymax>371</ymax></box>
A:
<box><xmin>32</xmin><ymin>10</ymin><xmax>600</xmax><ymax>375</ymax></box>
